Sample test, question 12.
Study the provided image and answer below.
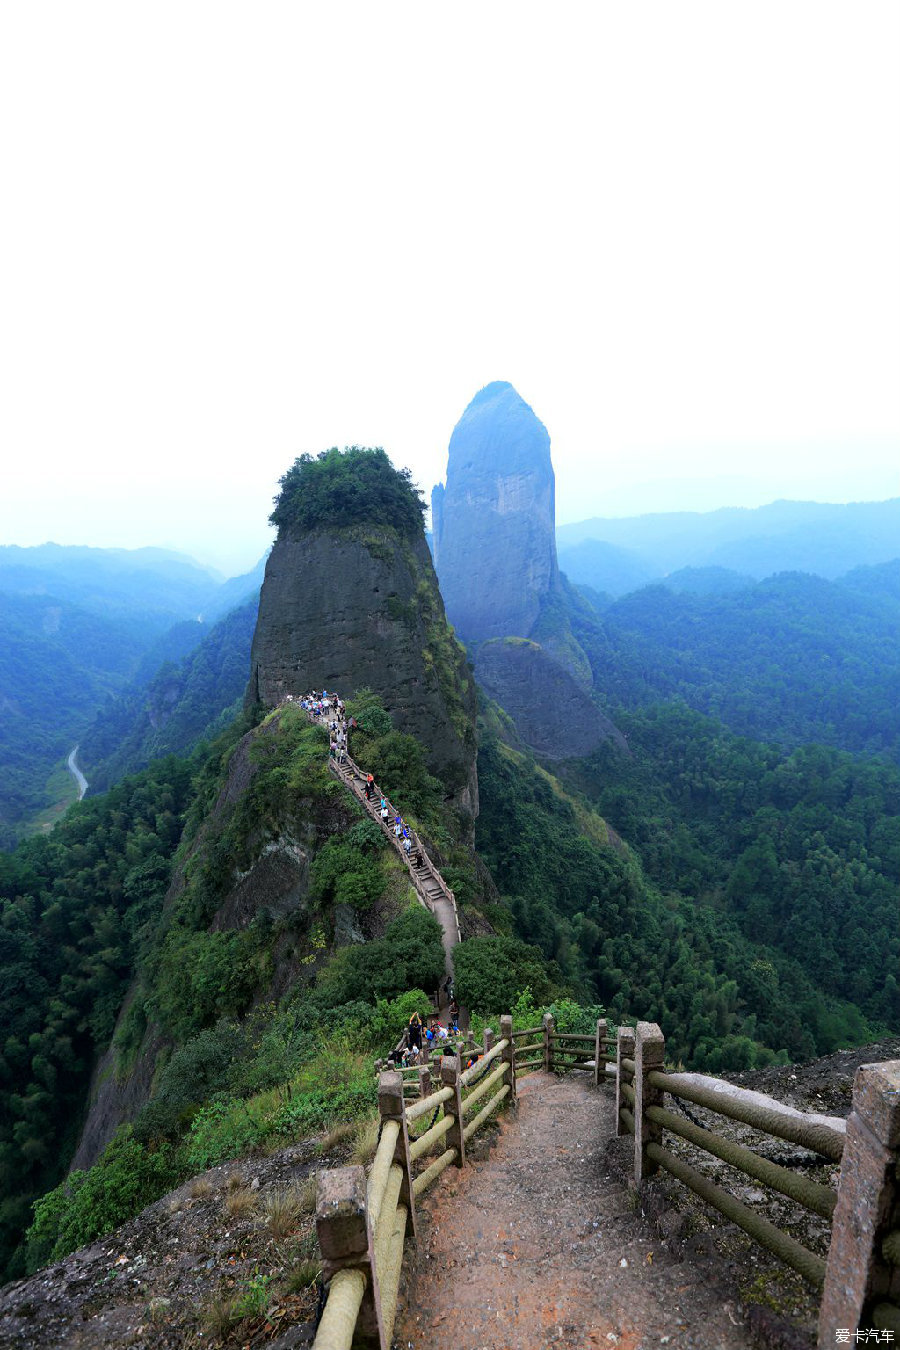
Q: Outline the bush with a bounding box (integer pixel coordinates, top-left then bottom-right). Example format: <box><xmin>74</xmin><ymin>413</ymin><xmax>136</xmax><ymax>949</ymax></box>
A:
<box><xmin>134</xmin><ymin>1019</ymin><xmax>245</xmax><ymax>1142</ymax></box>
<box><xmin>154</xmin><ymin>929</ymin><xmax>261</xmax><ymax>1038</ymax></box>
<box><xmin>25</xmin><ymin>1129</ymin><xmax>183</xmax><ymax>1272</ymax></box>
<box><xmin>314</xmin><ymin>906</ymin><xmax>446</xmax><ymax>1008</ymax></box>
<box><xmin>270</xmin><ymin>447</ymin><xmax>425</xmax><ymax>539</ymax></box>
<box><xmin>454</xmin><ymin>936</ymin><xmax>555</xmax><ymax>1013</ymax></box>
<box><xmin>312</xmin><ymin>836</ymin><xmax>386</xmax><ymax>912</ymax></box>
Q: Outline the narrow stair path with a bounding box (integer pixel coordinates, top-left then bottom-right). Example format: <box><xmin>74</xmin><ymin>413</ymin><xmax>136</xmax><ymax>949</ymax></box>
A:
<box><xmin>301</xmin><ymin>697</ymin><xmax>462</xmax><ymax>1007</ymax></box>
<box><xmin>397</xmin><ymin>1073</ymin><xmax>755</xmax><ymax>1350</ymax></box>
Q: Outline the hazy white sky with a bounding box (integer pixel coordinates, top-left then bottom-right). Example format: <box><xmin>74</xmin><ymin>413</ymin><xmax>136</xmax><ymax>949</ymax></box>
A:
<box><xmin>1</xmin><ymin>2</ymin><xmax>898</xmax><ymax>576</ymax></box>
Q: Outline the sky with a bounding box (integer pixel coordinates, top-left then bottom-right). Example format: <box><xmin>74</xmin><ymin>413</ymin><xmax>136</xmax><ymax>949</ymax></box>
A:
<box><xmin>1</xmin><ymin>3</ymin><xmax>898</xmax><ymax>577</ymax></box>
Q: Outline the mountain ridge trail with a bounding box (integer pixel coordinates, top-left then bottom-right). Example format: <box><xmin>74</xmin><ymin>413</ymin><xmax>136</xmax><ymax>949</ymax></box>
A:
<box><xmin>398</xmin><ymin>1072</ymin><xmax>755</xmax><ymax>1350</ymax></box>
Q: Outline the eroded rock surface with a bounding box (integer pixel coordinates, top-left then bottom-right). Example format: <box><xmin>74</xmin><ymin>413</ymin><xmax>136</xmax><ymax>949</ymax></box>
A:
<box><xmin>432</xmin><ymin>381</ymin><xmax>560</xmax><ymax>644</ymax></box>
<box><xmin>248</xmin><ymin>527</ymin><xmax>477</xmax><ymax>820</ymax></box>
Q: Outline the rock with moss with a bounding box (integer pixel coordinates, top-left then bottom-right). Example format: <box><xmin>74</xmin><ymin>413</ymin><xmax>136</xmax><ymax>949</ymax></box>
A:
<box><xmin>248</xmin><ymin>447</ymin><xmax>478</xmax><ymax>822</ymax></box>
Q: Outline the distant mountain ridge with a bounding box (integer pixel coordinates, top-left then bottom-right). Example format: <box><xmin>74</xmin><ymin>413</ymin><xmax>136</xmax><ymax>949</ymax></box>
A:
<box><xmin>0</xmin><ymin>546</ymin><xmax>268</xmax><ymax>843</ymax></box>
<box><xmin>557</xmin><ymin>497</ymin><xmax>900</xmax><ymax>594</ymax></box>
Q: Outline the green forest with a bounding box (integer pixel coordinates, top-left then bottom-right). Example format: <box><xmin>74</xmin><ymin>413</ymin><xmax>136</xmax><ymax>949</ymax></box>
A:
<box><xmin>580</xmin><ymin>566</ymin><xmax>900</xmax><ymax>758</ymax></box>
<box><xmin>1</xmin><ymin>467</ymin><xmax>898</xmax><ymax>1293</ymax></box>
<box><xmin>270</xmin><ymin>447</ymin><xmax>426</xmax><ymax>538</ymax></box>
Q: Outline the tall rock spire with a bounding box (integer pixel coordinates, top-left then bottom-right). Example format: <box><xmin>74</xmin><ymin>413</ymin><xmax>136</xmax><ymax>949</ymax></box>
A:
<box><xmin>431</xmin><ymin>381</ymin><xmax>560</xmax><ymax>642</ymax></box>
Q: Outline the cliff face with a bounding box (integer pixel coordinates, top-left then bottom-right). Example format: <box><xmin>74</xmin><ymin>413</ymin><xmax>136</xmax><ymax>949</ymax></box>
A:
<box><xmin>432</xmin><ymin>381</ymin><xmax>560</xmax><ymax>643</ymax></box>
<box><xmin>431</xmin><ymin>382</ymin><xmax>623</xmax><ymax>756</ymax></box>
<box><xmin>248</xmin><ymin>525</ymin><xmax>478</xmax><ymax>820</ymax></box>
<box><xmin>475</xmin><ymin>639</ymin><xmax>627</xmax><ymax>760</ymax></box>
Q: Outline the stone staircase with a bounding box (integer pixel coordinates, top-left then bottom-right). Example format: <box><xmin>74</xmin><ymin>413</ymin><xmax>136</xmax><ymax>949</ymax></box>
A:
<box><xmin>308</xmin><ymin>706</ymin><xmax>461</xmax><ymax>995</ymax></box>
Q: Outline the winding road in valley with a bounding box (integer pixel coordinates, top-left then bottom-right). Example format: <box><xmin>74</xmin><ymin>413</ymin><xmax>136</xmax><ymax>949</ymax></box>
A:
<box><xmin>67</xmin><ymin>746</ymin><xmax>88</xmax><ymax>801</ymax></box>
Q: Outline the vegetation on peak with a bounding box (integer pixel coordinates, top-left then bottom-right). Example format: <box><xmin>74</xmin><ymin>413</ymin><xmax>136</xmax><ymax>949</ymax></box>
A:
<box><xmin>270</xmin><ymin>447</ymin><xmax>426</xmax><ymax>540</ymax></box>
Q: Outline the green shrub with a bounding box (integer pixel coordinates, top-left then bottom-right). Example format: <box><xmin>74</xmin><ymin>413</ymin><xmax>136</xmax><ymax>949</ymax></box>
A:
<box><xmin>185</xmin><ymin>1097</ymin><xmax>269</xmax><ymax>1170</ymax></box>
<box><xmin>313</xmin><ymin>906</ymin><xmax>445</xmax><ymax>1008</ymax></box>
<box><xmin>154</xmin><ymin>929</ymin><xmax>261</xmax><ymax>1038</ymax></box>
<box><xmin>25</xmin><ymin>1128</ymin><xmax>183</xmax><ymax>1273</ymax></box>
<box><xmin>270</xmin><ymin>447</ymin><xmax>425</xmax><ymax>539</ymax></box>
<box><xmin>454</xmin><ymin>936</ymin><xmax>555</xmax><ymax>1013</ymax></box>
<box><xmin>312</xmin><ymin>835</ymin><xmax>386</xmax><ymax>911</ymax></box>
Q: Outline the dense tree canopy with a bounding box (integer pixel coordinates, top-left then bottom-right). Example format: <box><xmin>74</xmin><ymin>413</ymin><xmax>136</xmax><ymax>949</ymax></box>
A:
<box><xmin>270</xmin><ymin>447</ymin><xmax>426</xmax><ymax>538</ymax></box>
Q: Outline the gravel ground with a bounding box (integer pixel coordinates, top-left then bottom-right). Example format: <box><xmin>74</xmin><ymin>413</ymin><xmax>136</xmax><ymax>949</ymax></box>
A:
<box><xmin>397</xmin><ymin>1071</ymin><xmax>755</xmax><ymax>1350</ymax></box>
<box><xmin>0</xmin><ymin>1140</ymin><xmax>332</xmax><ymax>1350</ymax></box>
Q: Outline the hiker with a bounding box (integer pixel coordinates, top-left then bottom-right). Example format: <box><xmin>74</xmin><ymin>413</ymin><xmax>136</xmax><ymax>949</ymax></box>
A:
<box><xmin>367</xmin><ymin>773</ymin><xmax>374</xmax><ymax>792</ymax></box>
<box><xmin>381</xmin><ymin>799</ymin><xmax>389</xmax><ymax>822</ymax></box>
<box><xmin>436</xmin><ymin>1022</ymin><xmax>448</xmax><ymax>1041</ymax></box>
<box><xmin>408</xmin><ymin>1012</ymin><xmax>423</xmax><ymax>1051</ymax></box>
<box><xmin>365</xmin><ymin>780</ymin><xmax>373</xmax><ymax>800</ymax></box>
<box><xmin>449</xmin><ymin>999</ymin><xmax>460</xmax><ymax>1023</ymax></box>
<box><xmin>394</xmin><ymin>820</ymin><xmax>403</xmax><ymax>838</ymax></box>
<box><xmin>329</xmin><ymin>741</ymin><xmax>337</xmax><ymax>758</ymax></box>
<box><xmin>403</xmin><ymin>836</ymin><xmax>412</xmax><ymax>856</ymax></box>
<box><xmin>415</xmin><ymin>848</ymin><xmax>424</xmax><ymax>867</ymax></box>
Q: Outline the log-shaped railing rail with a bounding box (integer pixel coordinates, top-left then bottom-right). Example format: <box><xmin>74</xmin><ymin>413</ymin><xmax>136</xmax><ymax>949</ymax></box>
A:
<box><xmin>609</xmin><ymin>1021</ymin><xmax>900</xmax><ymax>1343</ymax></box>
<box><xmin>313</xmin><ymin>1017</ymin><xmax>516</xmax><ymax>1350</ymax></box>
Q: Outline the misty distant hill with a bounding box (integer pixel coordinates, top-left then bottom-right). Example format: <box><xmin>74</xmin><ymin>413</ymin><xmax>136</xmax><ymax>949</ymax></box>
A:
<box><xmin>557</xmin><ymin>497</ymin><xmax>900</xmax><ymax>592</ymax></box>
<box><xmin>80</xmin><ymin>598</ymin><xmax>259</xmax><ymax>792</ymax></box>
<box><xmin>0</xmin><ymin>546</ymin><xmax>267</xmax><ymax>843</ymax></box>
<box><xmin>573</xmin><ymin>562</ymin><xmax>900</xmax><ymax>759</ymax></box>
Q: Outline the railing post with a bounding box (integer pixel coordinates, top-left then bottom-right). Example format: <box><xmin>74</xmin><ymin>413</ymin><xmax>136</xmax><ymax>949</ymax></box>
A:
<box><xmin>543</xmin><ymin>1013</ymin><xmax>556</xmax><ymax>1075</ymax></box>
<box><xmin>315</xmin><ymin>1165</ymin><xmax>386</xmax><ymax>1349</ymax></box>
<box><xmin>594</xmin><ymin>1018</ymin><xmax>608</xmax><ymax>1087</ymax></box>
<box><xmin>819</xmin><ymin>1060</ymin><xmax>900</xmax><ymax>1343</ymax></box>
<box><xmin>417</xmin><ymin>1065</ymin><xmax>432</xmax><ymax>1099</ymax></box>
<box><xmin>377</xmin><ymin>1070</ymin><xmax>418</xmax><ymax>1242</ymax></box>
<box><xmin>500</xmin><ymin>1015</ymin><xmax>516</xmax><ymax>1105</ymax></box>
<box><xmin>483</xmin><ymin>1026</ymin><xmax>495</xmax><ymax>1055</ymax></box>
<box><xmin>634</xmin><ymin>1021</ymin><xmax>665</xmax><ymax>1186</ymax></box>
<box><xmin>615</xmin><ymin>1025</ymin><xmax>635</xmax><ymax>1138</ymax></box>
<box><xmin>439</xmin><ymin>1054</ymin><xmax>466</xmax><ymax>1170</ymax></box>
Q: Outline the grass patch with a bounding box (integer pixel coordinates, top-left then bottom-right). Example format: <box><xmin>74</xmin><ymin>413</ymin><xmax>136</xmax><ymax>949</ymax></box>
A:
<box><xmin>263</xmin><ymin>1185</ymin><xmax>304</xmax><ymax>1239</ymax></box>
<box><xmin>317</xmin><ymin>1120</ymin><xmax>358</xmax><ymax>1155</ymax></box>
<box><xmin>224</xmin><ymin>1184</ymin><xmax>258</xmax><ymax>1219</ymax></box>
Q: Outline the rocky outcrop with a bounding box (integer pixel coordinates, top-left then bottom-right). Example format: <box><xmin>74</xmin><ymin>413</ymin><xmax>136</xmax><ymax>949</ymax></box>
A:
<box><xmin>432</xmin><ymin>381</ymin><xmax>560</xmax><ymax>644</ymax></box>
<box><xmin>475</xmin><ymin>639</ymin><xmax>627</xmax><ymax>761</ymax></box>
<box><xmin>432</xmin><ymin>383</ymin><xmax>625</xmax><ymax>758</ymax></box>
<box><xmin>70</xmin><ymin>714</ymin><xmax>356</xmax><ymax>1171</ymax></box>
<box><xmin>248</xmin><ymin>525</ymin><xmax>478</xmax><ymax>820</ymax></box>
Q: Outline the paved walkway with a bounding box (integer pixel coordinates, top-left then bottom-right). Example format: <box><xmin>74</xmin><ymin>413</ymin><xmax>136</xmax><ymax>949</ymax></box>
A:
<box><xmin>397</xmin><ymin>1073</ymin><xmax>754</xmax><ymax>1350</ymax></box>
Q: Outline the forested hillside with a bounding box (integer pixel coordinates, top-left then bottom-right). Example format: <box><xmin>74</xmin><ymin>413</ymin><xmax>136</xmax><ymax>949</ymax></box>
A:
<box><xmin>573</xmin><ymin>566</ymin><xmax>900</xmax><ymax>759</ymax></box>
<box><xmin>0</xmin><ymin>548</ymin><xmax>265</xmax><ymax>845</ymax></box>
<box><xmin>475</xmin><ymin>719</ymin><xmax>889</xmax><ymax>1070</ymax></box>
<box><xmin>79</xmin><ymin>600</ymin><xmax>260</xmax><ymax>793</ymax></box>
<box><xmin>0</xmin><ymin>594</ymin><xmax>162</xmax><ymax>841</ymax></box>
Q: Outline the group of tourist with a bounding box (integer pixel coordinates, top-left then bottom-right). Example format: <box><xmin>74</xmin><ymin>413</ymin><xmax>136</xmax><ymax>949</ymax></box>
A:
<box><xmin>392</xmin><ymin>1010</ymin><xmax>464</xmax><ymax>1067</ymax></box>
<box><xmin>284</xmin><ymin>686</ymin><xmax>461</xmax><ymax>1039</ymax></box>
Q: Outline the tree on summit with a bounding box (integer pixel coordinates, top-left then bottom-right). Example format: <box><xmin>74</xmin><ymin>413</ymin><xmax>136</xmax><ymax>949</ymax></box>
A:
<box><xmin>270</xmin><ymin>446</ymin><xmax>426</xmax><ymax>538</ymax></box>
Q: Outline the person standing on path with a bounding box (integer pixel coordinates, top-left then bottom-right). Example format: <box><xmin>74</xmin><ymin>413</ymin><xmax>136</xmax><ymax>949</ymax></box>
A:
<box><xmin>408</xmin><ymin>1012</ymin><xmax>423</xmax><ymax>1052</ymax></box>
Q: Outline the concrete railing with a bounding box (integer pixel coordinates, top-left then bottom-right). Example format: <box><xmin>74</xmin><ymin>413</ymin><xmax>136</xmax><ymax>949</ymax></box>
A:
<box><xmin>312</xmin><ymin>1016</ymin><xmax>516</xmax><ymax>1349</ymax></box>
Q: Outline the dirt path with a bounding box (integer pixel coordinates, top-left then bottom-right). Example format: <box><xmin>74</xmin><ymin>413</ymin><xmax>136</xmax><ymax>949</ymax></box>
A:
<box><xmin>397</xmin><ymin>1072</ymin><xmax>755</xmax><ymax>1350</ymax></box>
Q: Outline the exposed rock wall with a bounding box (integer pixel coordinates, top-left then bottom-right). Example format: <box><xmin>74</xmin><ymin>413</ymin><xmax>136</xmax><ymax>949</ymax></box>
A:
<box><xmin>475</xmin><ymin>639</ymin><xmax>627</xmax><ymax>760</ymax></box>
<box><xmin>432</xmin><ymin>382</ymin><xmax>624</xmax><ymax>758</ymax></box>
<box><xmin>432</xmin><ymin>381</ymin><xmax>560</xmax><ymax>643</ymax></box>
<box><xmin>248</xmin><ymin>525</ymin><xmax>478</xmax><ymax>820</ymax></box>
